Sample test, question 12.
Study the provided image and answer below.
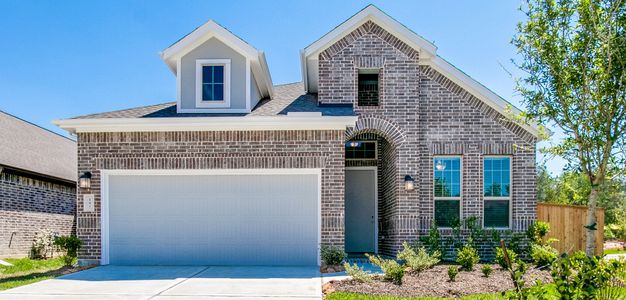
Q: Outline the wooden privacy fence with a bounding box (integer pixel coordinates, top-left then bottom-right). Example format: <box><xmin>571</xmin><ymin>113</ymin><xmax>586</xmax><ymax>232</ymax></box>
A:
<box><xmin>537</xmin><ymin>203</ymin><xmax>604</xmax><ymax>256</ymax></box>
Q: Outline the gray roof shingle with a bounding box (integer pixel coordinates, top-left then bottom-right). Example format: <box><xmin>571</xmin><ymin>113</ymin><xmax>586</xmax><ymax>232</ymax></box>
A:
<box><xmin>71</xmin><ymin>82</ymin><xmax>354</xmax><ymax>119</ymax></box>
<box><xmin>0</xmin><ymin>111</ymin><xmax>76</xmax><ymax>182</ymax></box>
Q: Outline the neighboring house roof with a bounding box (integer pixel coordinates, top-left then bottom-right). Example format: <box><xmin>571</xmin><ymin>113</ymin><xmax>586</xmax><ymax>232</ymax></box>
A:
<box><xmin>0</xmin><ymin>111</ymin><xmax>76</xmax><ymax>183</ymax></box>
<box><xmin>54</xmin><ymin>83</ymin><xmax>357</xmax><ymax>133</ymax></box>
<box><xmin>300</xmin><ymin>4</ymin><xmax>541</xmax><ymax>137</ymax></box>
<box><xmin>160</xmin><ymin>20</ymin><xmax>274</xmax><ymax>100</ymax></box>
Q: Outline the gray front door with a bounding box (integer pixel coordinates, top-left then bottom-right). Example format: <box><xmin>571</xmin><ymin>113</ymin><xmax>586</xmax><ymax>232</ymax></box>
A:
<box><xmin>345</xmin><ymin>168</ymin><xmax>377</xmax><ymax>253</ymax></box>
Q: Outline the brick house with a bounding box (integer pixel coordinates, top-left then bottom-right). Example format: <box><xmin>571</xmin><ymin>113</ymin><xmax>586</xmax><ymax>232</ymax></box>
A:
<box><xmin>55</xmin><ymin>5</ymin><xmax>538</xmax><ymax>266</ymax></box>
<box><xmin>0</xmin><ymin>111</ymin><xmax>76</xmax><ymax>258</ymax></box>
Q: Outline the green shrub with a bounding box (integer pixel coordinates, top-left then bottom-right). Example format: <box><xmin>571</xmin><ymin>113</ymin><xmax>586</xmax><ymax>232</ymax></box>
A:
<box><xmin>551</xmin><ymin>251</ymin><xmax>626</xmax><ymax>299</ymax></box>
<box><xmin>419</xmin><ymin>222</ymin><xmax>441</xmax><ymax>255</ymax></box>
<box><xmin>495</xmin><ymin>247</ymin><xmax>517</xmax><ymax>269</ymax></box>
<box><xmin>456</xmin><ymin>244</ymin><xmax>480</xmax><ymax>270</ymax></box>
<box><xmin>596</xmin><ymin>287</ymin><xmax>626</xmax><ymax>300</ymax></box>
<box><xmin>320</xmin><ymin>245</ymin><xmax>345</xmax><ymax>265</ymax></box>
<box><xmin>366</xmin><ymin>254</ymin><xmax>404</xmax><ymax>285</ymax></box>
<box><xmin>447</xmin><ymin>265</ymin><xmax>459</xmax><ymax>282</ymax></box>
<box><xmin>397</xmin><ymin>242</ymin><xmax>440</xmax><ymax>273</ymax></box>
<box><xmin>530</xmin><ymin>243</ymin><xmax>558</xmax><ymax>267</ymax></box>
<box><xmin>343</xmin><ymin>262</ymin><xmax>372</xmax><ymax>283</ymax></box>
<box><xmin>481</xmin><ymin>265</ymin><xmax>493</xmax><ymax>277</ymax></box>
<box><xmin>527</xmin><ymin>221</ymin><xmax>551</xmax><ymax>245</ymax></box>
<box><xmin>54</xmin><ymin>235</ymin><xmax>82</xmax><ymax>266</ymax></box>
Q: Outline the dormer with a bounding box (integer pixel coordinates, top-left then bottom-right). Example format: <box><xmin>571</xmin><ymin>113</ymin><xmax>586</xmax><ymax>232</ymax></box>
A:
<box><xmin>161</xmin><ymin>20</ymin><xmax>274</xmax><ymax>113</ymax></box>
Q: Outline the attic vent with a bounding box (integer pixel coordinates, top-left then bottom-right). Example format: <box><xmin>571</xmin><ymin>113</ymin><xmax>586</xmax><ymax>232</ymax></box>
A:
<box><xmin>358</xmin><ymin>69</ymin><xmax>379</xmax><ymax>106</ymax></box>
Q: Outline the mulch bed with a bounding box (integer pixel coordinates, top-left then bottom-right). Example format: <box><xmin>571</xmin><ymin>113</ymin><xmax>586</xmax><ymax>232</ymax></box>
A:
<box><xmin>329</xmin><ymin>264</ymin><xmax>551</xmax><ymax>298</ymax></box>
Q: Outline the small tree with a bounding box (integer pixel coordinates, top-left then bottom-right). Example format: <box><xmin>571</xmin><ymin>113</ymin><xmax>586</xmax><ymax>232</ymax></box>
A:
<box><xmin>514</xmin><ymin>0</ymin><xmax>626</xmax><ymax>256</ymax></box>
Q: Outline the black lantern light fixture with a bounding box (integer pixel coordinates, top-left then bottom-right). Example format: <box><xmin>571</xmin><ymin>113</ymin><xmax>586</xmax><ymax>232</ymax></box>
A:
<box><xmin>79</xmin><ymin>172</ymin><xmax>92</xmax><ymax>189</ymax></box>
<box><xmin>404</xmin><ymin>175</ymin><xmax>415</xmax><ymax>191</ymax></box>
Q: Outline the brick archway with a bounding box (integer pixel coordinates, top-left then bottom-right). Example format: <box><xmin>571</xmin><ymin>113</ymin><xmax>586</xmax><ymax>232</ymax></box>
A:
<box><xmin>345</xmin><ymin>116</ymin><xmax>406</xmax><ymax>148</ymax></box>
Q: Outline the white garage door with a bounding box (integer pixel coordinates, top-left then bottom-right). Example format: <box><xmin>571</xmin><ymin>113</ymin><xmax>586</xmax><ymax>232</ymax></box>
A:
<box><xmin>104</xmin><ymin>171</ymin><xmax>319</xmax><ymax>266</ymax></box>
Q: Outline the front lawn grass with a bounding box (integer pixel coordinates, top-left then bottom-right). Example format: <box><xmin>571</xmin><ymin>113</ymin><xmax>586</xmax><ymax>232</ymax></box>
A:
<box><xmin>604</xmin><ymin>248</ymin><xmax>626</xmax><ymax>255</ymax></box>
<box><xmin>0</xmin><ymin>257</ymin><xmax>69</xmax><ymax>291</ymax></box>
<box><xmin>326</xmin><ymin>292</ymin><xmax>504</xmax><ymax>300</ymax></box>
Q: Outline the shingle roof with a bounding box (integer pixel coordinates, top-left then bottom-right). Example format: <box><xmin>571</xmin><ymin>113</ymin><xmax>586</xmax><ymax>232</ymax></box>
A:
<box><xmin>0</xmin><ymin>111</ymin><xmax>76</xmax><ymax>182</ymax></box>
<box><xmin>71</xmin><ymin>82</ymin><xmax>354</xmax><ymax>119</ymax></box>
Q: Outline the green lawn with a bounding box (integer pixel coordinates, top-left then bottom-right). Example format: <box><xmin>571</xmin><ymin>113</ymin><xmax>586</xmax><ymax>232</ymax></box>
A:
<box><xmin>0</xmin><ymin>257</ymin><xmax>71</xmax><ymax>290</ymax></box>
<box><xmin>604</xmin><ymin>248</ymin><xmax>626</xmax><ymax>255</ymax></box>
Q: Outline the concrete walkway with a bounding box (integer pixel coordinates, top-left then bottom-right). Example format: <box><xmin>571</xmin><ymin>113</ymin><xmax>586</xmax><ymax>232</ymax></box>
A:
<box><xmin>0</xmin><ymin>265</ymin><xmax>322</xmax><ymax>299</ymax></box>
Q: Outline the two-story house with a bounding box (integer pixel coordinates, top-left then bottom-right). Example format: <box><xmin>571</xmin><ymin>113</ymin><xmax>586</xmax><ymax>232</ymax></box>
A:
<box><xmin>55</xmin><ymin>5</ymin><xmax>538</xmax><ymax>266</ymax></box>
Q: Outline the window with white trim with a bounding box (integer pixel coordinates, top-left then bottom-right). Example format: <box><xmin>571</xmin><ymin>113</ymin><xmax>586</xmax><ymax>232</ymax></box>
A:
<box><xmin>433</xmin><ymin>157</ymin><xmax>461</xmax><ymax>227</ymax></box>
<box><xmin>483</xmin><ymin>156</ymin><xmax>511</xmax><ymax>228</ymax></box>
<box><xmin>195</xmin><ymin>59</ymin><xmax>231</xmax><ymax>108</ymax></box>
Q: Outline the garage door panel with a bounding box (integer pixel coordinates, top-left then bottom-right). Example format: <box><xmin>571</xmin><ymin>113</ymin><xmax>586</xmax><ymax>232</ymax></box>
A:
<box><xmin>107</xmin><ymin>173</ymin><xmax>318</xmax><ymax>266</ymax></box>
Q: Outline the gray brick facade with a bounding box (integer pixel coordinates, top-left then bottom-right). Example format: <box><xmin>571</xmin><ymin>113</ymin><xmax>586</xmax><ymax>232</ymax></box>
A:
<box><xmin>0</xmin><ymin>171</ymin><xmax>76</xmax><ymax>258</ymax></box>
<box><xmin>321</xmin><ymin>21</ymin><xmax>536</xmax><ymax>255</ymax></box>
<box><xmin>75</xmin><ymin>130</ymin><xmax>345</xmax><ymax>261</ymax></box>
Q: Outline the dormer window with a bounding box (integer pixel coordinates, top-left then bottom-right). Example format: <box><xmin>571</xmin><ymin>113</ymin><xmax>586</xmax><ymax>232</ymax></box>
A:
<box><xmin>195</xmin><ymin>59</ymin><xmax>231</xmax><ymax>108</ymax></box>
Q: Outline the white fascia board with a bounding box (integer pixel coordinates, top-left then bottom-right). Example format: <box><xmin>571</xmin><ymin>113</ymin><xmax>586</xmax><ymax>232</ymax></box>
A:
<box><xmin>424</xmin><ymin>56</ymin><xmax>541</xmax><ymax>137</ymax></box>
<box><xmin>53</xmin><ymin>116</ymin><xmax>358</xmax><ymax>133</ymax></box>
<box><xmin>300</xmin><ymin>50</ymin><xmax>308</xmax><ymax>93</ymax></box>
<box><xmin>161</xmin><ymin>20</ymin><xmax>258</xmax><ymax>63</ymax></box>
<box><xmin>302</xmin><ymin>5</ymin><xmax>437</xmax><ymax>58</ymax></box>
<box><xmin>258</xmin><ymin>52</ymin><xmax>274</xmax><ymax>99</ymax></box>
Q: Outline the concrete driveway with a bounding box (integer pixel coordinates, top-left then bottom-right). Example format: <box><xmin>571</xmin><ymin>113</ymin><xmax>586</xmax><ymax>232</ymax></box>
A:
<box><xmin>0</xmin><ymin>265</ymin><xmax>322</xmax><ymax>299</ymax></box>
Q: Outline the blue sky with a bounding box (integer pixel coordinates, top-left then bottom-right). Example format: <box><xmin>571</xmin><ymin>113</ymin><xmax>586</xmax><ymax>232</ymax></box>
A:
<box><xmin>0</xmin><ymin>0</ymin><xmax>565</xmax><ymax>174</ymax></box>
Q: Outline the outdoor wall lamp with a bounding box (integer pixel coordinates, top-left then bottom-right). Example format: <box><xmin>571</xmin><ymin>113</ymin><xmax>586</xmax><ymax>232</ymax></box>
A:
<box><xmin>79</xmin><ymin>172</ymin><xmax>92</xmax><ymax>189</ymax></box>
<box><xmin>404</xmin><ymin>175</ymin><xmax>415</xmax><ymax>191</ymax></box>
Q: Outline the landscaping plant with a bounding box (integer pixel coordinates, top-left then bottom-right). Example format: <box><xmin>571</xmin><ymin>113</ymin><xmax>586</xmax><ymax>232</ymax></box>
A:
<box><xmin>481</xmin><ymin>265</ymin><xmax>493</xmax><ymax>278</ymax></box>
<box><xmin>495</xmin><ymin>247</ymin><xmax>518</xmax><ymax>269</ymax></box>
<box><xmin>530</xmin><ymin>243</ymin><xmax>558</xmax><ymax>267</ymax></box>
<box><xmin>343</xmin><ymin>262</ymin><xmax>372</xmax><ymax>283</ymax></box>
<box><xmin>419</xmin><ymin>222</ymin><xmax>442</xmax><ymax>255</ymax></box>
<box><xmin>397</xmin><ymin>242</ymin><xmax>440</xmax><ymax>273</ymax></box>
<box><xmin>550</xmin><ymin>251</ymin><xmax>626</xmax><ymax>299</ymax></box>
<box><xmin>30</xmin><ymin>229</ymin><xmax>58</xmax><ymax>259</ymax></box>
<box><xmin>365</xmin><ymin>254</ymin><xmax>404</xmax><ymax>285</ymax></box>
<box><xmin>456</xmin><ymin>244</ymin><xmax>480</xmax><ymax>271</ymax></box>
<box><xmin>320</xmin><ymin>245</ymin><xmax>345</xmax><ymax>266</ymax></box>
<box><xmin>447</xmin><ymin>265</ymin><xmax>459</xmax><ymax>282</ymax></box>
<box><xmin>53</xmin><ymin>235</ymin><xmax>82</xmax><ymax>266</ymax></box>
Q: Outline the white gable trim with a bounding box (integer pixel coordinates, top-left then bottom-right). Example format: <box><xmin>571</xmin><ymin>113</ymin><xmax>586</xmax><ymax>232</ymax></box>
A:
<box><xmin>161</xmin><ymin>20</ymin><xmax>257</xmax><ymax>64</ymax></box>
<box><xmin>303</xmin><ymin>5</ymin><xmax>437</xmax><ymax>58</ymax></box>
<box><xmin>162</xmin><ymin>20</ymin><xmax>273</xmax><ymax>101</ymax></box>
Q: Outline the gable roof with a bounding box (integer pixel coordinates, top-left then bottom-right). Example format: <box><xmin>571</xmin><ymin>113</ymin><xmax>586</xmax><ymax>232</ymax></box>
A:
<box><xmin>0</xmin><ymin>111</ymin><xmax>76</xmax><ymax>183</ymax></box>
<box><xmin>160</xmin><ymin>20</ymin><xmax>274</xmax><ymax>99</ymax></box>
<box><xmin>300</xmin><ymin>4</ymin><xmax>541</xmax><ymax>137</ymax></box>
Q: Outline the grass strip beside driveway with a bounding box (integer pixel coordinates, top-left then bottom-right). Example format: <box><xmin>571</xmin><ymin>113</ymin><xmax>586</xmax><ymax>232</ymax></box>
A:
<box><xmin>0</xmin><ymin>257</ymin><xmax>81</xmax><ymax>291</ymax></box>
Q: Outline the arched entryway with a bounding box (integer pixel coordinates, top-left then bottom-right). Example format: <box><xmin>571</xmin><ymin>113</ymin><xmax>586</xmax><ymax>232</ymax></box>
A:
<box><xmin>344</xmin><ymin>117</ymin><xmax>405</xmax><ymax>256</ymax></box>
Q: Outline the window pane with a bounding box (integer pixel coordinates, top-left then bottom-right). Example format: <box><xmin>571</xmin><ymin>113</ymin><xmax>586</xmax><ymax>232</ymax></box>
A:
<box><xmin>484</xmin><ymin>200</ymin><xmax>509</xmax><ymax>228</ymax></box>
<box><xmin>434</xmin><ymin>157</ymin><xmax>461</xmax><ymax>197</ymax></box>
<box><xmin>435</xmin><ymin>200</ymin><xmax>460</xmax><ymax>227</ymax></box>
<box><xmin>213</xmin><ymin>66</ymin><xmax>224</xmax><ymax>83</ymax></box>
<box><xmin>213</xmin><ymin>83</ymin><xmax>224</xmax><ymax>100</ymax></box>
<box><xmin>202</xmin><ymin>84</ymin><xmax>213</xmax><ymax>101</ymax></box>
<box><xmin>345</xmin><ymin>141</ymin><xmax>376</xmax><ymax>159</ymax></box>
<box><xmin>483</xmin><ymin>157</ymin><xmax>511</xmax><ymax>197</ymax></box>
<box><xmin>202</xmin><ymin>66</ymin><xmax>213</xmax><ymax>83</ymax></box>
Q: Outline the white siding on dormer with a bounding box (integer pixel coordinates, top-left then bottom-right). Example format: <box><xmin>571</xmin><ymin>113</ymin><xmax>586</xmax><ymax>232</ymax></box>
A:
<box><xmin>179</xmin><ymin>38</ymin><xmax>247</xmax><ymax>111</ymax></box>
